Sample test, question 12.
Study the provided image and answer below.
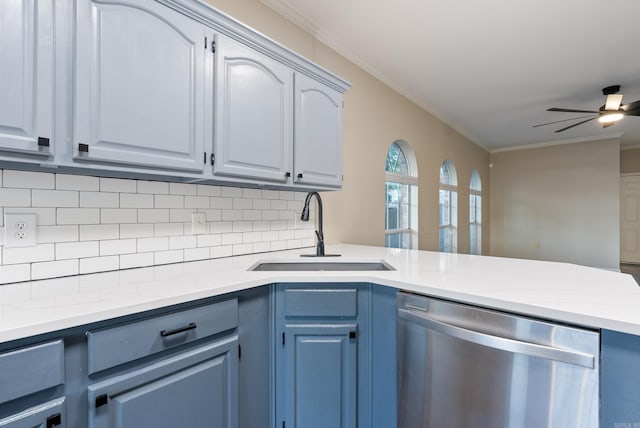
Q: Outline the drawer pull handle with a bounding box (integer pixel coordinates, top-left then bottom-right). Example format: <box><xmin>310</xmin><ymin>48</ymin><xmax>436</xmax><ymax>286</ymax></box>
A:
<box><xmin>46</xmin><ymin>413</ymin><xmax>62</xmax><ymax>427</ymax></box>
<box><xmin>160</xmin><ymin>322</ymin><xmax>197</xmax><ymax>337</ymax></box>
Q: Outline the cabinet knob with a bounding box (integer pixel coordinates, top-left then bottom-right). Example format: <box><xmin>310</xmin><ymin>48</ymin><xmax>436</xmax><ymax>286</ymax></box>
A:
<box><xmin>37</xmin><ymin>137</ymin><xmax>50</xmax><ymax>147</ymax></box>
<box><xmin>285</xmin><ymin>172</ymin><xmax>291</xmax><ymax>178</ymax></box>
<box><xmin>349</xmin><ymin>331</ymin><xmax>357</xmax><ymax>339</ymax></box>
<box><xmin>95</xmin><ymin>394</ymin><xmax>108</xmax><ymax>408</ymax></box>
<box><xmin>78</xmin><ymin>143</ymin><xmax>89</xmax><ymax>153</ymax></box>
<box><xmin>297</xmin><ymin>173</ymin><xmax>303</xmax><ymax>180</ymax></box>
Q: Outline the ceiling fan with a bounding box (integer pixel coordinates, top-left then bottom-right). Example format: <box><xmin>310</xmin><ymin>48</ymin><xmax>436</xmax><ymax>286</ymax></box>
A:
<box><xmin>534</xmin><ymin>85</ymin><xmax>640</xmax><ymax>133</ymax></box>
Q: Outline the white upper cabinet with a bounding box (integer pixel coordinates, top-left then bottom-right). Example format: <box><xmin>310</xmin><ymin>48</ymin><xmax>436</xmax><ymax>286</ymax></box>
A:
<box><xmin>294</xmin><ymin>73</ymin><xmax>344</xmax><ymax>188</ymax></box>
<box><xmin>213</xmin><ymin>34</ymin><xmax>293</xmax><ymax>183</ymax></box>
<box><xmin>0</xmin><ymin>0</ymin><xmax>54</xmax><ymax>157</ymax></box>
<box><xmin>73</xmin><ymin>0</ymin><xmax>209</xmax><ymax>172</ymax></box>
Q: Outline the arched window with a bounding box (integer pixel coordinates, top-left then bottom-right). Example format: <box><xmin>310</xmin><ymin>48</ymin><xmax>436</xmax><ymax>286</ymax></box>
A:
<box><xmin>439</xmin><ymin>160</ymin><xmax>458</xmax><ymax>252</ymax></box>
<box><xmin>469</xmin><ymin>170</ymin><xmax>482</xmax><ymax>255</ymax></box>
<box><xmin>385</xmin><ymin>141</ymin><xmax>418</xmax><ymax>249</ymax></box>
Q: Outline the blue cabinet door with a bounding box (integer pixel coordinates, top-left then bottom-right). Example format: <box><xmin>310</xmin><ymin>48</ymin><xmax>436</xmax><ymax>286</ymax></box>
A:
<box><xmin>88</xmin><ymin>337</ymin><xmax>238</xmax><ymax>428</ymax></box>
<box><xmin>284</xmin><ymin>324</ymin><xmax>357</xmax><ymax>428</ymax></box>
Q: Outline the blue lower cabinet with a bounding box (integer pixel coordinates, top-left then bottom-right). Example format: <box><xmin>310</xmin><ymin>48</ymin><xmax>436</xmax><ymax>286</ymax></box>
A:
<box><xmin>0</xmin><ymin>398</ymin><xmax>65</xmax><ymax>428</ymax></box>
<box><xmin>88</xmin><ymin>337</ymin><xmax>238</xmax><ymax>428</ymax></box>
<box><xmin>284</xmin><ymin>324</ymin><xmax>357</xmax><ymax>428</ymax></box>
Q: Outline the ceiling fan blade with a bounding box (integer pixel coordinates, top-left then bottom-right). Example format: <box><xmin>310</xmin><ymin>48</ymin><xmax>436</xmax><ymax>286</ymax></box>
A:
<box><xmin>602</xmin><ymin>121</ymin><xmax>617</xmax><ymax>129</ymax></box>
<box><xmin>547</xmin><ymin>107</ymin><xmax>599</xmax><ymax>114</ymax></box>
<box><xmin>622</xmin><ymin>100</ymin><xmax>640</xmax><ymax>116</ymax></box>
<box><xmin>555</xmin><ymin>117</ymin><xmax>597</xmax><ymax>133</ymax></box>
<box><xmin>532</xmin><ymin>115</ymin><xmax>595</xmax><ymax>128</ymax></box>
<box><xmin>605</xmin><ymin>94</ymin><xmax>623</xmax><ymax>111</ymax></box>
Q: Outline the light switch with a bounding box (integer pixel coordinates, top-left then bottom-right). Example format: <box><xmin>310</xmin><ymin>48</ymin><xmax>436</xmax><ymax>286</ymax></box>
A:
<box><xmin>191</xmin><ymin>212</ymin><xmax>207</xmax><ymax>235</ymax></box>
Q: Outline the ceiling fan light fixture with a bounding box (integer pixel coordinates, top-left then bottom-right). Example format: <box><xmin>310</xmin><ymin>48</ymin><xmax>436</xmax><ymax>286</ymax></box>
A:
<box><xmin>598</xmin><ymin>111</ymin><xmax>624</xmax><ymax>124</ymax></box>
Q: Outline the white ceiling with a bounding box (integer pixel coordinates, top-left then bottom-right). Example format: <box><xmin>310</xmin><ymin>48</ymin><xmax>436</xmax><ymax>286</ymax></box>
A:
<box><xmin>261</xmin><ymin>0</ymin><xmax>640</xmax><ymax>150</ymax></box>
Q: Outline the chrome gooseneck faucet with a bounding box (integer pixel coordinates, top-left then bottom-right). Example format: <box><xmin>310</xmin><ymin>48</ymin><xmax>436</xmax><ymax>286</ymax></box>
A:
<box><xmin>301</xmin><ymin>192</ymin><xmax>325</xmax><ymax>256</ymax></box>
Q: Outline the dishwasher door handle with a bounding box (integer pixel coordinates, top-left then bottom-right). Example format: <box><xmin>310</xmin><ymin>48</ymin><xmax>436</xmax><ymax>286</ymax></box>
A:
<box><xmin>398</xmin><ymin>307</ymin><xmax>595</xmax><ymax>369</ymax></box>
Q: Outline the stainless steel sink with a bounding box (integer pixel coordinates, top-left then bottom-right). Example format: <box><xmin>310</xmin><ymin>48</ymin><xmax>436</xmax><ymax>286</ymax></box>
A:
<box><xmin>249</xmin><ymin>260</ymin><xmax>395</xmax><ymax>271</ymax></box>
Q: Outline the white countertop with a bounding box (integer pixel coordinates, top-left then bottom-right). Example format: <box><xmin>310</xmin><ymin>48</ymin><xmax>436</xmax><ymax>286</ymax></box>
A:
<box><xmin>1</xmin><ymin>244</ymin><xmax>639</xmax><ymax>343</ymax></box>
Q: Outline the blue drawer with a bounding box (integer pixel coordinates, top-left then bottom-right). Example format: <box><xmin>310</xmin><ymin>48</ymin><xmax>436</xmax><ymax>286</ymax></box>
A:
<box><xmin>284</xmin><ymin>288</ymin><xmax>358</xmax><ymax>317</ymax></box>
<box><xmin>0</xmin><ymin>340</ymin><xmax>64</xmax><ymax>404</ymax></box>
<box><xmin>86</xmin><ymin>299</ymin><xmax>238</xmax><ymax>374</ymax></box>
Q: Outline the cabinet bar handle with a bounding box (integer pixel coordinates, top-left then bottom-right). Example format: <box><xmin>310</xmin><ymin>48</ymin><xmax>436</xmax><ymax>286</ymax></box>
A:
<box><xmin>160</xmin><ymin>322</ymin><xmax>197</xmax><ymax>337</ymax></box>
<box><xmin>38</xmin><ymin>137</ymin><xmax>50</xmax><ymax>147</ymax></box>
<box><xmin>46</xmin><ymin>413</ymin><xmax>62</xmax><ymax>428</ymax></box>
<box><xmin>78</xmin><ymin>143</ymin><xmax>89</xmax><ymax>153</ymax></box>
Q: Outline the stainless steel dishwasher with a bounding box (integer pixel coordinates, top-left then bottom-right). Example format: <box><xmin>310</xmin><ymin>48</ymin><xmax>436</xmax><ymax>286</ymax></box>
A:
<box><xmin>397</xmin><ymin>292</ymin><xmax>599</xmax><ymax>428</ymax></box>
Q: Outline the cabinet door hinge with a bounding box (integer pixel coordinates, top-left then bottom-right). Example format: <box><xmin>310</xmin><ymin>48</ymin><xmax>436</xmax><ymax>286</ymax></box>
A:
<box><xmin>238</xmin><ymin>344</ymin><xmax>242</xmax><ymax>360</ymax></box>
<box><xmin>282</xmin><ymin>332</ymin><xmax>285</xmax><ymax>346</ymax></box>
<box><xmin>210</xmin><ymin>153</ymin><xmax>215</xmax><ymax>165</ymax></box>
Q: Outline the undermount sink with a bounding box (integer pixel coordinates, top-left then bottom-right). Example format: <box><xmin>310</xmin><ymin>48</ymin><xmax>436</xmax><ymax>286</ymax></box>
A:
<box><xmin>249</xmin><ymin>260</ymin><xmax>396</xmax><ymax>272</ymax></box>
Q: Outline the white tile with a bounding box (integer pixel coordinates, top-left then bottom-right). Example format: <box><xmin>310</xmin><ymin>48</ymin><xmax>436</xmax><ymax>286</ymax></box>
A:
<box><xmin>100</xmin><ymin>177</ymin><xmax>136</xmax><ymax>193</ymax></box>
<box><xmin>270</xmin><ymin>200</ymin><xmax>287</xmax><ymax>210</ymax></box>
<box><xmin>243</xmin><ymin>188</ymin><xmax>262</xmax><ymax>198</ymax></box>
<box><xmin>120</xmin><ymin>193</ymin><xmax>153</xmax><ymax>208</ymax></box>
<box><xmin>0</xmin><ymin>264</ymin><xmax>31</xmax><ymax>284</ymax></box>
<box><xmin>287</xmin><ymin>239</ymin><xmax>302</xmax><ymax>249</ymax></box>
<box><xmin>270</xmin><ymin>240</ymin><xmax>287</xmax><ymax>251</ymax></box>
<box><xmin>288</xmin><ymin>200</ymin><xmax>302</xmax><ymax>211</ymax></box>
<box><xmin>3</xmin><ymin>170</ymin><xmax>54</xmax><ymax>189</ymax></box>
<box><xmin>300</xmin><ymin>237</ymin><xmax>315</xmax><ymax>247</ymax></box>
<box><xmin>185</xmin><ymin>196</ymin><xmax>209</xmax><ymax>209</ymax></box>
<box><xmin>32</xmin><ymin>189</ymin><xmax>78</xmax><ymax>207</ymax></box>
<box><xmin>184</xmin><ymin>247</ymin><xmax>209</xmax><ymax>261</ymax></box>
<box><xmin>232</xmin><ymin>243</ymin><xmax>253</xmax><ymax>255</ymax></box>
<box><xmin>233</xmin><ymin>198</ymin><xmax>252</xmax><ymax>210</ymax></box>
<box><xmin>169</xmin><ymin>182</ymin><xmax>196</xmax><ymax>195</ymax></box>
<box><xmin>221</xmin><ymin>233</ymin><xmax>242</xmax><ymax>245</ymax></box>
<box><xmin>270</xmin><ymin>220</ymin><xmax>287</xmax><ymax>231</ymax></box>
<box><xmin>57</xmin><ymin>208</ymin><xmax>100</xmax><ymax>225</ymax></box>
<box><xmin>242</xmin><ymin>231</ymin><xmax>262</xmax><ymax>243</ymax></box>
<box><xmin>120</xmin><ymin>223</ymin><xmax>154</xmax><ymax>239</ymax></box>
<box><xmin>211</xmin><ymin>197</ymin><xmax>233</xmax><ymax>209</ymax></box>
<box><xmin>243</xmin><ymin>210</ymin><xmax>261</xmax><ymax>221</ymax></box>
<box><xmin>137</xmin><ymin>237</ymin><xmax>168</xmax><ymax>252</ymax></box>
<box><xmin>197</xmin><ymin>184</ymin><xmax>221</xmax><ymax>197</ymax></box>
<box><xmin>232</xmin><ymin>221</ymin><xmax>252</xmax><ymax>233</ymax></box>
<box><xmin>154</xmin><ymin>250</ymin><xmax>183</xmax><ymax>265</ymax></box>
<box><xmin>100</xmin><ymin>209</ymin><xmax>137</xmax><ymax>224</ymax></box>
<box><xmin>210</xmin><ymin>221</ymin><xmax>233</xmax><ymax>234</ymax></box>
<box><xmin>31</xmin><ymin>259</ymin><xmax>78</xmax><ymax>280</ymax></box>
<box><xmin>154</xmin><ymin>223</ymin><xmax>183</xmax><ymax>237</ymax></box>
<box><xmin>262</xmin><ymin>210</ymin><xmax>279</xmax><ymax>221</ymax></box>
<box><xmin>0</xmin><ymin>188</ymin><xmax>30</xmax><ymax>206</ymax></box>
<box><xmin>280</xmin><ymin>191</ymin><xmax>294</xmax><ymax>200</ymax></box>
<box><xmin>137</xmin><ymin>180</ymin><xmax>168</xmax><ymax>194</ymax></box>
<box><xmin>100</xmin><ymin>239</ymin><xmax>136</xmax><ymax>256</ymax></box>
<box><xmin>262</xmin><ymin>190</ymin><xmax>280</xmax><ymax>200</ymax></box>
<box><xmin>197</xmin><ymin>234</ymin><xmax>221</xmax><ymax>247</ymax></box>
<box><xmin>294</xmin><ymin>192</ymin><xmax>308</xmax><ymax>201</ymax></box>
<box><xmin>279</xmin><ymin>230</ymin><xmax>295</xmax><ymax>240</ymax></box>
<box><xmin>221</xmin><ymin>187</ymin><xmax>242</xmax><ymax>198</ymax></box>
<box><xmin>120</xmin><ymin>253</ymin><xmax>153</xmax><ymax>269</ymax></box>
<box><xmin>169</xmin><ymin>235</ymin><xmax>196</xmax><ymax>250</ymax></box>
<box><xmin>252</xmin><ymin>199</ymin><xmax>271</xmax><ymax>210</ymax></box>
<box><xmin>3</xmin><ymin>244</ymin><xmax>54</xmax><ymax>264</ymax></box>
<box><xmin>5</xmin><ymin>207</ymin><xmax>56</xmax><ymax>225</ymax></box>
<box><xmin>252</xmin><ymin>242</ymin><xmax>271</xmax><ymax>253</ymax></box>
<box><xmin>210</xmin><ymin>245</ymin><xmax>232</xmax><ymax>258</ymax></box>
<box><xmin>155</xmin><ymin>195</ymin><xmax>183</xmax><ymax>208</ymax></box>
<box><xmin>37</xmin><ymin>225</ymin><xmax>79</xmax><ymax>243</ymax></box>
<box><xmin>169</xmin><ymin>209</ymin><xmax>192</xmax><ymax>222</ymax></box>
<box><xmin>138</xmin><ymin>209</ymin><xmax>170</xmax><ymax>223</ymax></box>
<box><xmin>56</xmin><ymin>241</ymin><xmax>99</xmax><ymax>260</ymax></box>
<box><xmin>252</xmin><ymin>221</ymin><xmax>270</xmax><ymax>232</ymax></box>
<box><xmin>79</xmin><ymin>255</ymin><xmax>119</xmax><ymax>274</ymax></box>
<box><xmin>279</xmin><ymin>211</ymin><xmax>295</xmax><ymax>220</ymax></box>
<box><xmin>262</xmin><ymin>231</ymin><xmax>279</xmax><ymax>241</ymax></box>
<box><xmin>222</xmin><ymin>210</ymin><xmax>242</xmax><ymax>221</ymax></box>
<box><xmin>199</xmin><ymin>209</ymin><xmax>221</xmax><ymax>222</ymax></box>
<box><xmin>79</xmin><ymin>224</ymin><xmax>119</xmax><ymax>241</ymax></box>
<box><xmin>80</xmin><ymin>192</ymin><xmax>119</xmax><ymax>208</ymax></box>
<box><xmin>56</xmin><ymin>174</ymin><xmax>99</xmax><ymax>191</ymax></box>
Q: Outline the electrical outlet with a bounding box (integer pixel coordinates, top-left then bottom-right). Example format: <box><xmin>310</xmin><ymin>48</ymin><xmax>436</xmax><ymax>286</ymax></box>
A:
<box><xmin>191</xmin><ymin>212</ymin><xmax>208</xmax><ymax>235</ymax></box>
<box><xmin>3</xmin><ymin>214</ymin><xmax>36</xmax><ymax>247</ymax></box>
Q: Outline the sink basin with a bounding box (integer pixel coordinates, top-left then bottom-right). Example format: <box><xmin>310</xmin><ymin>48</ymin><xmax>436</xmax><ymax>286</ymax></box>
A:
<box><xmin>249</xmin><ymin>260</ymin><xmax>395</xmax><ymax>271</ymax></box>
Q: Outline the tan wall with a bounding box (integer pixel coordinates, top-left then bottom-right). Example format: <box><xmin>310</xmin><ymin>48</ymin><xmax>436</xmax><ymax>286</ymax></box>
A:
<box><xmin>621</xmin><ymin>148</ymin><xmax>640</xmax><ymax>173</ymax></box>
<box><xmin>490</xmin><ymin>139</ymin><xmax>620</xmax><ymax>269</ymax></box>
<box><xmin>204</xmin><ymin>0</ymin><xmax>491</xmax><ymax>253</ymax></box>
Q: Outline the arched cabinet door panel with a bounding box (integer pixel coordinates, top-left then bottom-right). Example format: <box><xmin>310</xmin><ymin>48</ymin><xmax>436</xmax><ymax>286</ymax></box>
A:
<box><xmin>73</xmin><ymin>0</ymin><xmax>207</xmax><ymax>172</ymax></box>
<box><xmin>0</xmin><ymin>0</ymin><xmax>54</xmax><ymax>157</ymax></box>
<box><xmin>294</xmin><ymin>73</ymin><xmax>344</xmax><ymax>188</ymax></box>
<box><xmin>213</xmin><ymin>34</ymin><xmax>293</xmax><ymax>183</ymax></box>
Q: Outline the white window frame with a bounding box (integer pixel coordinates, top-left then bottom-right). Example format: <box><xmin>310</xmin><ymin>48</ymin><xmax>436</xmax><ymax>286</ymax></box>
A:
<box><xmin>384</xmin><ymin>141</ymin><xmax>418</xmax><ymax>249</ymax></box>
<box><xmin>439</xmin><ymin>160</ymin><xmax>458</xmax><ymax>253</ymax></box>
<box><xmin>469</xmin><ymin>170</ymin><xmax>482</xmax><ymax>255</ymax></box>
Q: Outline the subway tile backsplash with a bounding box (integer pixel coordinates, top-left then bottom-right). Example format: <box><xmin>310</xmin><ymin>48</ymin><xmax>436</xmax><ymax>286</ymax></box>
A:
<box><xmin>0</xmin><ymin>169</ymin><xmax>316</xmax><ymax>284</ymax></box>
